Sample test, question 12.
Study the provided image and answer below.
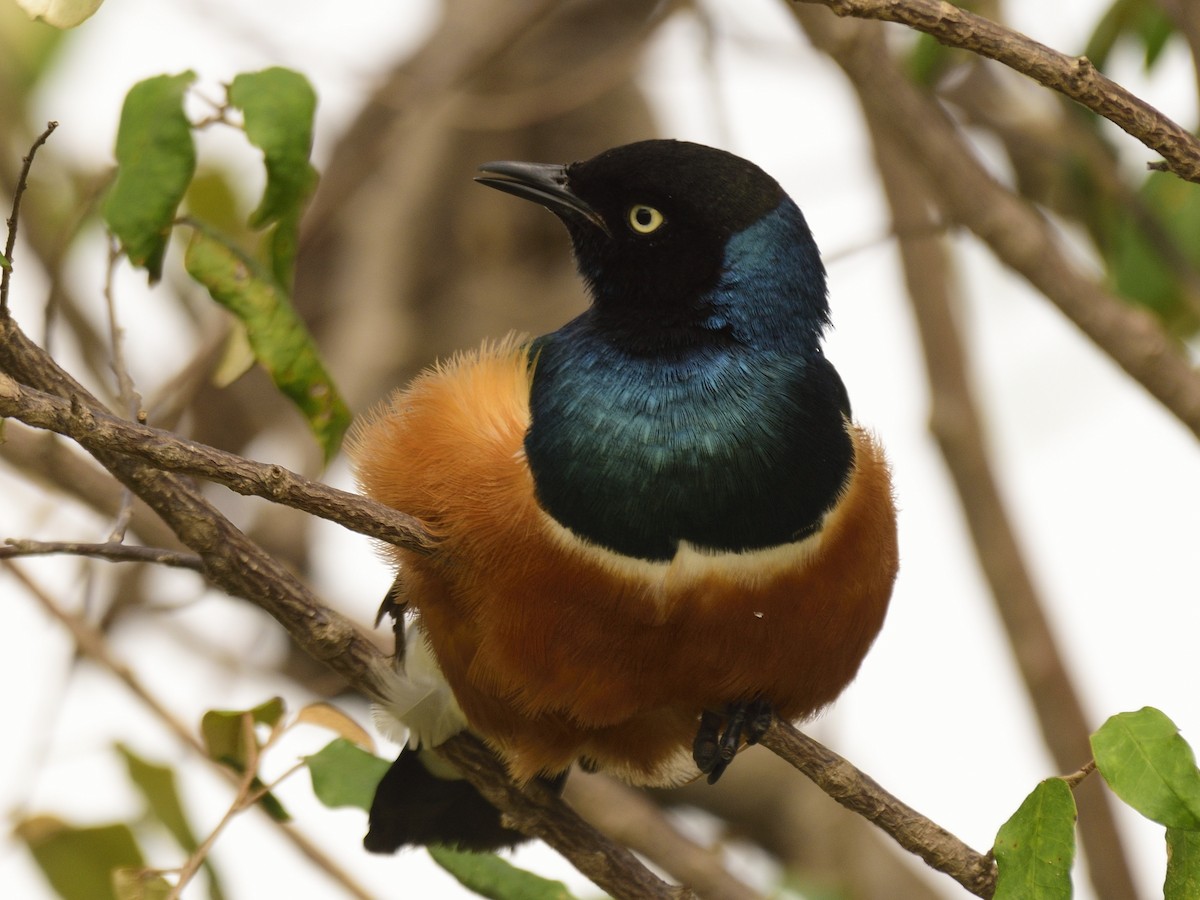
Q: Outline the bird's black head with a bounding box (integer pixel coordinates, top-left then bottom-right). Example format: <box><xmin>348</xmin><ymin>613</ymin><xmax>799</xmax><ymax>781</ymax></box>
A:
<box><xmin>477</xmin><ymin>140</ymin><xmax>829</xmax><ymax>346</ymax></box>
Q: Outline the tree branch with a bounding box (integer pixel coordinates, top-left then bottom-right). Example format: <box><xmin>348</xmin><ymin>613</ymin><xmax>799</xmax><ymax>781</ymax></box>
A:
<box><xmin>0</xmin><ymin>315</ymin><xmax>386</xmax><ymax>693</ymax></box>
<box><xmin>789</xmin><ymin>4</ymin><xmax>1200</xmax><ymax>440</ymax></box>
<box><xmin>0</xmin><ymin>368</ymin><xmax>435</xmax><ymax>556</ymax></box>
<box><xmin>0</xmin><ymin>424</ymin><xmax>182</xmax><ymax>549</ymax></box>
<box><xmin>4</xmin><ymin>559</ymin><xmax>376</xmax><ymax>900</ymax></box>
<box><xmin>1</xmin><ymin>308</ymin><xmax>1026</xmax><ymax>897</ymax></box>
<box><xmin>759</xmin><ymin>721</ymin><xmax>996</xmax><ymax>897</ymax></box>
<box><xmin>564</xmin><ymin>772</ymin><xmax>762</xmax><ymax>900</ymax></box>
<box><xmin>859</xmin><ymin>60</ymin><xmax>1140</xmax><ymax>896</ymax></box>
<box><xmin>437</xmin><ymin>734</ymin><xmax>695</xmax><ymax>900</ymax></box>
<box><xmin>1</xmin><ymin>311</ymin><xmax>687</xmax><ymax>900</ymax></box>
<box><xmin>1</xmin><ymin>538</ymin><xmax>204</xmax><ymax>571</ymax></box>
<box><xmin>794</xmin><ymin>0</ymin><xmax>1200</xmax><ymax>183</ymax></box>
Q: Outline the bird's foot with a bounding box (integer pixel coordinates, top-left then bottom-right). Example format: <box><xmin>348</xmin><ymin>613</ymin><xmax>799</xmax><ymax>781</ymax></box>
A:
<box><xmin>693</xmin><ymin>699</ymin><xmax>774</xmax><ymax>784</ymax></box>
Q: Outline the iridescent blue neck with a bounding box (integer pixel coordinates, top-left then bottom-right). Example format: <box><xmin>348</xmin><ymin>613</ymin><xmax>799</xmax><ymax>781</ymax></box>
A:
<box><xmin>525</xmin><ymin>198</ymin><xmax>851</xmax><ymax>561</ymax></box>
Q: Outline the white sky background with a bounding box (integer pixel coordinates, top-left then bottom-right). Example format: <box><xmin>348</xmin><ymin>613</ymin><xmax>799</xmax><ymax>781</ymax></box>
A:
<box><xmin>1</xmin><ymin>0</ymin><xmax>1198</xmax><ymax>898</ymax></box>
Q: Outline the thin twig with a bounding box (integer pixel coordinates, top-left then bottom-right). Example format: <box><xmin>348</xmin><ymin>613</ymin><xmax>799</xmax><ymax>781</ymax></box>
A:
<box><xmin>1063</xmin><ymin>760</ymin><xmax>1098</xmax><ymax>790</ymax></box>
<box><xmin>103</xmin><ymin>237</ymin><xmax>145</xmax><ymax>424</ymax></box>
<box><xmin>101</xmin><ymin>239</ymin><xmax>143</xmax><ymax>543</ymax></box>
<box><xmin>5</xmin><ymin>559</ymin><xmax>376</xmax><ymax>900</ymax></box>
<box><xmin>1</xmin><ymin>538</ymin><xmax>205</xmax><ymax>571</ymax></box>
<box><xmin>165</xmin><ymin>714</ymin><xmax>264</xmax><ymax>900</ymax></box>
<box><xmin>795</xmin><ymin>0</ymin><xmax>1200</xmax><ymax>182</ymax></box>
<box><xmin>0</xmin><ymin>425</ymin><xmax>182</xmax><ymax>550</ymax></box>
<box><xmin>1</xmin><ymin>121</ymin><xmax>58</xmax><ymax>316</ymax></box>
<box><xmin>0</xmin><ymin>314</ymin><xmax>388</xmax><ymax>700</ymax></box>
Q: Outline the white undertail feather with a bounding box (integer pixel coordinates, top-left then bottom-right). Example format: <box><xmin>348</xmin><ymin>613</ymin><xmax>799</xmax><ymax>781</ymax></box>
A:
<box><xmin>371</xmin><ymin>620</ymin><xmax>467</xmax><ymax>751</ymax></box>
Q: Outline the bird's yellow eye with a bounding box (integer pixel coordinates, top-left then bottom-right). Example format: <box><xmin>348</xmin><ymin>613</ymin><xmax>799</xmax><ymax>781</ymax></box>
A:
<box><xmin>628</xmin><ymin>204</ymin><xmax>664</xmax><ymax>234</ymax></box>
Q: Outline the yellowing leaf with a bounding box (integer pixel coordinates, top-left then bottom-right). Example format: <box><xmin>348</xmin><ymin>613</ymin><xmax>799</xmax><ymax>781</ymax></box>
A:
<box><xmin>17</xmin><ymin>816</ymin><xmax>146</xmax><ymax>900</ymax></box>
<box><xmin>13</xmin><ymin>0</ymin><xmax>104</xmax><ymax>28</ymax></box>
<box><xmin>184</xmin><ymin>227</ymin><xmax>350</xmax><ymax>461</ymax></box>
<box><xmin>295</xmin><ymin>702</ymin><xmax>375</xmax><ymax>752</ymax></box>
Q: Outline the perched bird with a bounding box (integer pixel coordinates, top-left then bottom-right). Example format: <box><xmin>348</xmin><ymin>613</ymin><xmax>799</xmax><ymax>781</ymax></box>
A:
<box><xmin>350</xmin><ymin>139</ymin><xmax>899</xmax><ymax>853</ymax></box>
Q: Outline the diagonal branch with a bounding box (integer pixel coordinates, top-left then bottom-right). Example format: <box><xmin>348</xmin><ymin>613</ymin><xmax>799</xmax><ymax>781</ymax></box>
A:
<box><xmin>789</xmin><ymin>4</ymin><xmax>1200</xmax><ymax>440</ymax></box>
<box><xmin>791</xmin><ymin>8</ymin><xmax>1144</xmax><ymax>897</ymax></box>
<box><xmin>0</xmin><ymin>312</ymin><xmax>684</xmax><ymax>900</ymax></box>
<box><xmin>3</xmin><ymin>308</ymin><xmax>1013</xmax><ymax>897</ymax></box>
<box><xmin>794</xmin><ymin>0</ymin><xmax>1200</xmax><ymax>183</ymax></box>
<box><xmin>439</xmin><ymin>735</ymin><xmax>694</xmax><ymax>899</ymax></box>
<box><xmin>0</xmin><ymin>368</ymin><xmax>434</xmax><ymax>555</ymax></box>
<box><xmin>760</xmin><ymin>721</ymin><xmax>996</xmax><ymax>897</ymax></box>
<box><xmin>4</xmin><ymin>559</ymin><xmax>376</xmax><ymax>900</ymax></box>
<box><xmin>860</xmin><ymin>69</ymin><xmax>1140</xmax><ymax>898</ymax></box>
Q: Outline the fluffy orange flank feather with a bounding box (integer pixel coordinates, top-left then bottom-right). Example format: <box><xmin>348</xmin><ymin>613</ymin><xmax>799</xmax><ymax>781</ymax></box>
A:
<box><xmin>350</xmin><ymin>336</ymin><xmax>898</xmax><ymax>785</ymax></box>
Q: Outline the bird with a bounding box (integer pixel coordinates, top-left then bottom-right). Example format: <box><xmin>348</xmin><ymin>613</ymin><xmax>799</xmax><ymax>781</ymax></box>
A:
<box><xmin>349</xmin><ymin>139</ymin><xmax>899</xmax><ymax>853</ymax></box>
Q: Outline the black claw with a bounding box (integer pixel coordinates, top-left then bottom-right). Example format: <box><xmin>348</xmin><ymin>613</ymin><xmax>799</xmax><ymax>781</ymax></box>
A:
<box><xmin>743</xmin><ymin>698</ymin><xmax>774</xmax><ymax>745</ymax></box>
<box><xmin>692</xmin><ymin>699</ymin><xmax>776</xmax><ymax>784</ymax></box>
<box><xmin>693</xmin><ymin>710</ymin><xmax>724</xmax><ymax>774</ymax></box>
<box><xmin>717</xmin><ymin>707</ymin><xmax>745</xmax><ymax>761</ymax></box>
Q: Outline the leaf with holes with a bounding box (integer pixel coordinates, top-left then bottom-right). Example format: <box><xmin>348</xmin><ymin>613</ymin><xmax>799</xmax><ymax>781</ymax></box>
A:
<box><xmin>228</xmin><ymin>67</ymin><xmax>318</xmax><ymax>290</ymax></box>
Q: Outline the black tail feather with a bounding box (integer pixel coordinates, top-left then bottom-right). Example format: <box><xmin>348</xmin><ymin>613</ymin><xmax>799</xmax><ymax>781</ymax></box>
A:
<box><xmin>364</xmin><ymin>747</ymin><xmax>565</xmax><ymax>853</ymax></box>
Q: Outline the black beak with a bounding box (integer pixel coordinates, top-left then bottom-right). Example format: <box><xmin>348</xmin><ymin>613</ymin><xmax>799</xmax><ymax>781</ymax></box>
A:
<box><xmin>475</xmin><ymin>161</ymin><xmax>611</xmax><ymax>236</ymax></box>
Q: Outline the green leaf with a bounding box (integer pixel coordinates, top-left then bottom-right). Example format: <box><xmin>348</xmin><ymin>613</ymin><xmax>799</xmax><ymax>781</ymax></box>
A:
<box><xmin>199</xmin><ymin>697</ymin><xmax>290</xmax><ymax>823</ymax></box>
<box><xmin>103</xmin><ymin>72</ymin><xmax>197</xmax><ymax>282</ymax></box>
<box><xmin>428</xmin><ymin>845</ymin><xmax>577</xmax><ymax>900</ymax></box>
<box><xmin>117</xmin><ymin>744</ymin><xmax>199</xmax><ymax>851</ymax></box>
<box><xmin>306</xmin><ymin>738</ymin><xmax>391</xmax><ymax>812</ymax></box>
<box><xmin>184</xmin><ymin>167</ymin><xmax>251</xmax><ymax>244</ymax></box>
<box><xmin>992</xmin><ymin>778</ymin><xmax>1076</xmax><ymax>900</ymax></box>
<box><xmin>200</xmin><ymin>696</ymin><xmax>285</xmax><ymax>765</ymax></box>
<box><xmin>184</xmin><ymin>227</ymin><xmax>350</xmax><ymax>461</ymax></box>
<box><xmin>1167</xmin><ymin>827</ymin><xmax>1200</xmax><ymax>900</ymax></box>
<box><xmin>1087</xmin><ymin>0</ymin><xmax>1140</xmax><ymax>68</ymax></box>
<box><xmin>116</xmin><ymin>744</ymin><xmax>226</xmax><ymax>900</ymax></box>
<box><xmin>1093</xmin><ymin>708</ymin><xmax>1200</xmax><ymax>829</ymax></box>
<box><xmin>227</xmin><ymin>67</ymin><xmax>318</xmax><ymax>290</ymax></box>
<box><xmin>17</xmin><ymin>816</ymin><xmax>146</xmax><ymax>900</ymax></box>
